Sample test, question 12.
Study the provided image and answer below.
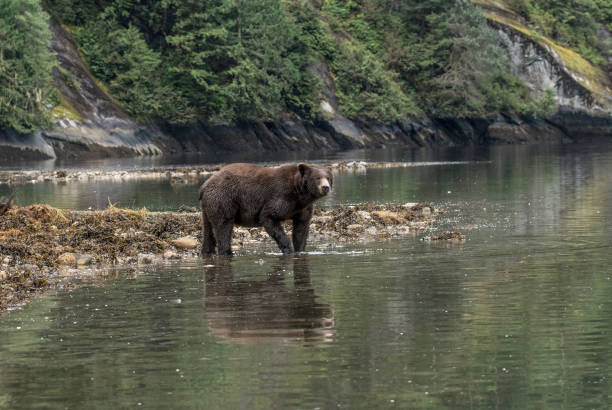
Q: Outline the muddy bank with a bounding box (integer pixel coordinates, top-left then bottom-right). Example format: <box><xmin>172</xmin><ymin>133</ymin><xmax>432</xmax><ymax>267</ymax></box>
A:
<box><xmin>0</xmin><ymin>203</ymin><xmax>443</xmax><ymax>313</ymax></box>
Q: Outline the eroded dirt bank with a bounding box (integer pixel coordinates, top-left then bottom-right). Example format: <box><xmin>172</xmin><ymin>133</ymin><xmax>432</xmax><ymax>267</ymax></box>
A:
<box><xmin>0</xmin><ymin>203</ymin><xmax>456</xmax><ymax>313</ymax></box>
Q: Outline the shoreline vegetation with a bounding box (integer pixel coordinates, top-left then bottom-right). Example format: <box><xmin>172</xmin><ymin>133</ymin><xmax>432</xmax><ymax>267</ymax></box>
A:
<box><xmin>0</xmin><ymin>202</ymin><xmax>461</xmax><ymax>314</ymax></box>
<box><xmin>5</xmin><ymin>0</ymin><xmax>610</xmax><ymax>143</ymax></box>
<box><xmin>0</xmin><ymin>160</ymin><xmax>484</xmax><ymax>185</ymax></box>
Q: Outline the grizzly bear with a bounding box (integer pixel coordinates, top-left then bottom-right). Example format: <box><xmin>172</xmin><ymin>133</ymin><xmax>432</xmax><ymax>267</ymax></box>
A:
<box><xmin>199</xmin><ymin>163</ymin><xmax>333</xmax><ymax>255</ymax></box>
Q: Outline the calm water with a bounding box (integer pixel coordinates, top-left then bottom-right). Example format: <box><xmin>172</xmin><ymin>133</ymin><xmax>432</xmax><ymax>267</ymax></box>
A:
<box><xmin>1</xmin><ymin>142</ymin><xmax>612</xmax><ymax>409</ymax></box>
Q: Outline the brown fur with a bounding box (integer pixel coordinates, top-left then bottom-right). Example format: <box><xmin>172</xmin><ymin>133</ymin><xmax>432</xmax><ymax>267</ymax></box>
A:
<box><xmin>199</xmin><ymin>163</ymin><xmax>333</xmax><ymax>255</ymax></box>
<box><xmin>0</xmin><ymin>193</ymin><xmax>14</xmax><ymax>216</ymax></box>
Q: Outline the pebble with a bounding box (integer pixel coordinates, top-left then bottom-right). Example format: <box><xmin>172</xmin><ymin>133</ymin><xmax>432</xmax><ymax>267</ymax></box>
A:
<box><xmin>58</xmin><ymin>252</ymin><xmax>77</xmax><ymax>266</ymax></box>
<box><xmin>77</xmin><ymin>254</ymin><xmax>93</xmax><ymax>266</ymax></box>
<box><xmin>0</xmin><ymin>271</ymin><xmax>7</xmax><ymax>280</ymax></box>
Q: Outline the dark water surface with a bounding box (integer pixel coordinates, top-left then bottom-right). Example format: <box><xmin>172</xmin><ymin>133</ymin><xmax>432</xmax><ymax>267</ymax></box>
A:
<box><xmin>1</xmin><ymin>142</ymin><xmax>612</xmax><ymax>409</ymax></box>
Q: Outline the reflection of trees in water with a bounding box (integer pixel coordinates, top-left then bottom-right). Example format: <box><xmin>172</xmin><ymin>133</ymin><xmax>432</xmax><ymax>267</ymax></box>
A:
<box><xmin>203</xmin><ymin>255</ymin><xmax>334</xmax><ymax>344</ymax></box>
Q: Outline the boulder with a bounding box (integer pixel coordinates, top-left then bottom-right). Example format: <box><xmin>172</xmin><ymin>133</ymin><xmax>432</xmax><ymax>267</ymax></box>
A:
<box><xmin>58</xmin><ymin>252</ymin><xmax>77</xmax><ymax>266</ymax></box>
<box><xmin>171</xmin><ymin>236</ymin><xmax>198</xmax><ymax>250</ymax></box>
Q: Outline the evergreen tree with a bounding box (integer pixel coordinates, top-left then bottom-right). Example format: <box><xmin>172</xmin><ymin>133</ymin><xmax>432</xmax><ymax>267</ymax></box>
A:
<box><xmin>0</xmin><ymin>0</ymin><xmax>56</xmax><ymax>133</ymax></box>
<box><xmin>166</xmin><ymin>0</ymin><xmax>238</xmax><ymax>120</ymax></box>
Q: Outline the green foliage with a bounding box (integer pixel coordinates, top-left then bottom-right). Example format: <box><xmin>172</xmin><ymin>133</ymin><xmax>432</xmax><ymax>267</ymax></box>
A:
<box><xmin>429</xmin><ymin>0</ymin><xmax>531</xmax><ymax>117</ymax></box>
<box><xmin>77</xmin><ymin>18</ymin><xmax>167</xmax><ymax>119</ymax></box>
<box><xmin>320</xmin><ymin>0</ymin><xmax>420</xmax><ymax>120</ymax></box>
<box><xmin>42</xmin><ymin>0</ymin><xmax>590</xmax><ymax>126</ymax></box>
<box><xmin>508</xmin><ymin>0</ymin><xmax>611</xmax><ymax>67</ymax></box>
<box><xmin>0</xmin><ymin>0</ymin><xmax>56</xmax><ymax>133</ymax></box>
<box><xmin>50</xmin><ymin>0</ymin><xmax>321</xmax><ymax>123</ymax></box>
<box><xmin>333</xmin><ymin>43</ymin><xmax>418</xmax><ymax>121</ymax></box>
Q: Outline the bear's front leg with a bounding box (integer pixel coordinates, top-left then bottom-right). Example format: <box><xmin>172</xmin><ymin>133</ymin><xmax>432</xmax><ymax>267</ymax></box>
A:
<box><xmin>262</xmin><ymin>218</ymin><xmax>293</xmax><ymax>254</ymax></box>
<box><xmin>292</xmin><ymin>206</ymin><xmax>313</xmax><ymax>252</ymax></box>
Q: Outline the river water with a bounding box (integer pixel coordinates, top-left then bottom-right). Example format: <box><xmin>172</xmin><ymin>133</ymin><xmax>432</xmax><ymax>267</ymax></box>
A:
<box><xmin>1</xmin><ymin>142</ymin><xmax>612</xmax><ymax>409</ymax></box>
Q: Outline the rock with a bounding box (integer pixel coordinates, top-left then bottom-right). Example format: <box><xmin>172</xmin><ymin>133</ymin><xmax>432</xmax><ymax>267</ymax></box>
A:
<box><xmin>138</xmin><ymin>254</ymin><xmax>154</xmax><ymax>264</ymax></box>
<box><xmin>22</xmin><ymin>264</ymin><xmax>36</xmax><ymax>271</ymax></box>
<box><xmin>171</xmin><ymin>236</ymin><xmax>198</xmax><ymax>250</ymax></box>
<box><xmin>0</xmin><ymin>271</ymin><xmax>7</xmax><ymax>280</ymax></box>
<box><xmin>76</xmin><ymin>254</ymin><xmax>93</xmax><ymax>266</ymax></box>
<box><xmin>365</xmin><ymin>227</ymin><xmax>378</xmax><ymax>235</ymax></box>
<box><xmin>422</xmin><ymin>207</ymin><xmax>432</xmax><ymax>217</ymax></box>
<box><xmin>356</xmin><ymin>211</ymin><xmax>371</xmax><ymax>220</ymax></box>
<box><xmin>58</xmin><ymin>252</ymin><xmax>77</xmax><ymax>266</ymax></box>
<box><xmin>347</xmin><ymin>224</ymin><xmax>364</xmax><ymax>233</ymax></box>
<box><xmin>423</xmin><ymin>232</ymin><xmax>466</xmax><ymax>242</ymax></box>
<box><xmin>163</xmin><ymin>250</ymin><xmax>180</xmax><ymax>260</ymax></box>
<box><xmin>403</xmin><ymin>203</ymin><xmax>418</xmax><ymax>208</ymax></box>
<box><xmin>177</xmin><ymin>205</ymin><xmax>198</xmax><ymax>213</ymax></box>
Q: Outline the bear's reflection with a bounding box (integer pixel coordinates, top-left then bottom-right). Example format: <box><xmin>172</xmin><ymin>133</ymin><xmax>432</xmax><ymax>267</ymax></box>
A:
<box><xmin>203</xmin><ymin>255</ymin><xmax>335</xmax><ymax>344</ymax></box>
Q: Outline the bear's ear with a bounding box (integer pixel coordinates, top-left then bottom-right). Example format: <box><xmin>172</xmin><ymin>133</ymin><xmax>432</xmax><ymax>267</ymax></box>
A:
<box><xmin>298</xmin><ymin>163</ymin><xmax>309</xmax><ymax>177</ymax></box>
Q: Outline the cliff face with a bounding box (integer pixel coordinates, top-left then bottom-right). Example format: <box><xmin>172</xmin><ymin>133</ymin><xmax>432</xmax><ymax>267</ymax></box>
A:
<box><xmin>1</xmin><ymin>13</ymin><xmax>610</xmax><ymax>162</ymax></box>
<box><xmin>43</xmin><ymin>19</ymin><xmax>163</xmax><ymax>159</ymax></box>
<box><xmin>491</xmin><ymin>21</ymin><xmax>611</xmax><ymax>116</ymax></box>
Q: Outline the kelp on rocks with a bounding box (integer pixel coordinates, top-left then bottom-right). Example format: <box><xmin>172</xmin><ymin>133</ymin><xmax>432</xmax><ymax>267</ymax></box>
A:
<box><xmin>0</xmin><ymin>203</ymin><xmax>440</xmax><ymax>313</ymax></box>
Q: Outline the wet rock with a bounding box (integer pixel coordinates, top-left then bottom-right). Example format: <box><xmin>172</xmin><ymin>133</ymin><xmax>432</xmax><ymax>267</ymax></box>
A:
<box><xmin>424</xmin><ymin>232</ymin><xmax>466</xmax><ymax>242</ymax></box>
<box><xmin>58</xmin><ymin>252</ymin><xmax>77</xmax><ymax>266</ymax></box>
<box><xmin>177</xmin><ymin>205</ymin><xmax>198</xmax><ymax>213</ymax></box>
<box><xmin>365</xmin><ymin>227</ymin><xmax>378</xmax><ymax>235</ymax></box>
<box><xmin>356</xmin><ymin>211</ymin><xmax>372</xmax><ymax>220</ymax></box>
<box><xmin>171</xmin><ymin>236</ymin><xmax>198</xmax><ymax>250</ymax></box>
<box><xmin>0</xmin><ymin>193</ymin><xmax>15</xmax><ymax>216</ymax></box>
<box><xmin>76</xmin><ymin>254</ymin><xmax>93</xmax><ymax>266</ymax></box>
<box><xmin>163</xmin><ymin>250</ymin><xmax>180</xmax><ymax>260</ymax></box>
<box><xmin>347</xmin><ymin>224</ymin><xmax>364</xmax><ymax>233</ymax></box>
<box><xmin>138</xmin><ymin>254</ymin><xmax>154</xmax><ymax>264</ymax></box>
<box><xmin>1</xmin><ymin>202</ymin><xmax>444</xmax><ymax>313</ymax></box>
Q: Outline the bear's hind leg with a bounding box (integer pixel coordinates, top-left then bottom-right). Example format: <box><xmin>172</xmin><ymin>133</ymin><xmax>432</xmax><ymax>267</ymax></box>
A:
<box><xmin>201</xmin><ymin>211</ymin><xmax>216</xmax><ymax>255</ymax></box>
<box><xmin>215</xmin><ymin>221</ymin><xmax>234</xmax><ymax>256</ymax></box>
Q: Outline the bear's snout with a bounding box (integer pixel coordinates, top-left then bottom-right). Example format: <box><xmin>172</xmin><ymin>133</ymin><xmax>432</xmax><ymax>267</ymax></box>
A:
<box><xmin>320</xmin><ymin>178</ymin><xmax>331</xmax><ymax>195</ymax></box>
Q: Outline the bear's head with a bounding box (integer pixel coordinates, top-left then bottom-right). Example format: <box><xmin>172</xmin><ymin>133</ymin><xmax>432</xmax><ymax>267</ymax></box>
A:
<box><xmin>298</xmin><ymin>163</ymin><xmax>333</xmax><ymax>199</ymax></box>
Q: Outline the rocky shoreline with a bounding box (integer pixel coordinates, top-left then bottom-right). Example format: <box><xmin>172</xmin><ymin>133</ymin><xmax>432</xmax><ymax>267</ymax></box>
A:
<box><xmin>0</xmin><ymin>202</ymin><xmax>454</xmax><ymax>313</ymax></box>
<box><xmin>0</xmin><ymin>160</ymin><xmax>480</xmax><ymax>185</ymax></box>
